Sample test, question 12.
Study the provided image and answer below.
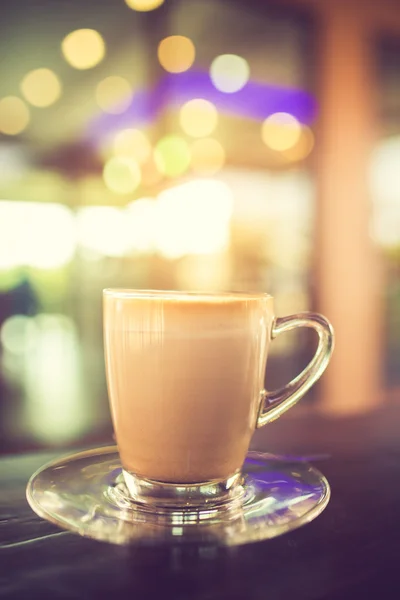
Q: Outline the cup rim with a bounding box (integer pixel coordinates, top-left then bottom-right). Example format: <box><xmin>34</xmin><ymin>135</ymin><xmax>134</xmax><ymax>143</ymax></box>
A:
<box><xmin>103</xmin><ymin>288</ymin><xmax>272</xmax><ymax>300</ymax></box>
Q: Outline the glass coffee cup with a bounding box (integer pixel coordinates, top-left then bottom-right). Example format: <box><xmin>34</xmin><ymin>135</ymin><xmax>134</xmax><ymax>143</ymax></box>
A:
<box><xmin>103</xmin><ymin>289</ymin><xmax>334</xmax><ymax>511</ymax></box>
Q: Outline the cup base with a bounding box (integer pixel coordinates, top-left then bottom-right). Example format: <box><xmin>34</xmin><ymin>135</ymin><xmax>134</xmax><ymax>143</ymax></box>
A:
<box><xmin>26</xmin><ymin>446</ymin><xmax>330</xmax><ymax>546</ymax></box>
<box><xmin>116</xmin><ymin>468</ymin><xmax>244</xmax><ymax>511</ymax></box>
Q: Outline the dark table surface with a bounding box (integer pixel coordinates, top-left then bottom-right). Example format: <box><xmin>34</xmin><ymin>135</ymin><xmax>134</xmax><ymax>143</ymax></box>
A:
<box><xmin>1</xmin><ymin>405</ymin><xmax>400</xmax><ymax>600</ymax></box>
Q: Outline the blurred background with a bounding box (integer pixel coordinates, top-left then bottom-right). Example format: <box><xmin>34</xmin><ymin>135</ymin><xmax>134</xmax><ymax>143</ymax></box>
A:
<box><xmin>0</xmin><ymin>0</ymin><xmax>399</xmax><ymax>455</ymax></box>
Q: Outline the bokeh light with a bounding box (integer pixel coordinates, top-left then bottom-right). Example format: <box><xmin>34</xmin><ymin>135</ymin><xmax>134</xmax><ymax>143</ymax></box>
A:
<box><xmin>0</xmin><ymin>315</ymin><xmax>38</xmax><ymax>355</ymax></box>
<box><xmin>190</xmin><ymin>138</ymin><xmax>225</xmax><ymax>175</ymax></box>
<box><xmin>282</xmin><ymin>126</ymin><xmax>315</xmax><ymax>161</ymax></box>
<box><xmin>103</xmin><ymin>156</ymin><xmax>141</xmax><ymax>194</ymax></box>
<box><xmin>261</xmin><ymin>112</ymin><xmax>302</xmax><ymax>151</ymax></box>
<box><xmin>61</xmin><ymin>29</ymin><xmax>105</xmax><ymax>70</ymax></box>
<box><xmin>210</xmin><ymin>54</ymin><xmax>250</xmax><ymax>93</ymax></box>
<box><xmin>157</xmin><ymin>36</ymin><xmax>195</xmax><ymax>73</ymax></box>
<box><xmin>155</xmin><ymin>179</ymin><xmax>233</xmax><ymax>259</ymax></box>
<box><xmin>20</xmin><ymin>68</ymin><xmax>62</xmax><ymax>107</ymax></box>
<box><xmin>154</xmin><ymin>135</ymin><xmax>191</xmax><ymax>178</ymax></box>
<box><xmin>0</xmin><ymin>97</ymin><xmax>30</xmax><ymax>135</ymax></box>
<box><xmin>95</xmin><ymin>76</ymin><xmax>132</xmax><ymax>114</ymax></box>
<box><xmin>125</xmin><ymin>0</ymin><xmax>164</xmax><ymax>10</ymax></box>
<box><xmin>113</xmin><ymin>128</ymin><xmax>151</xmax><ymax>164</ymax></box>
<box><xmin>77</xmin><ymin>207</ymin><xmax>129</xmax><ymax>257</ymax></box>
<box><xmin>370</xmin><ymin>135</ymin><xmax>400</xmax><ymax>204</ymax></box>
<box><xmin>0</xmin><ymin>201</ymin><xmax>75</xmax><ymax>269</ymax></box>
<box><xmin>0</xmin><ymin>202</ymin><xmax>26</xmax><ymax>269</ymax></box>
<box><xmin>22</xmin><ymin>314</ymin><xmax>89</xmax><ymax>446</ymax></box>
<box><xmin>179</xmin><ymin>99</ymin><xmax>218</xmax><ymax>138</ymax></box>
<box><xmin>29</xmin><ymin>205</ymin><xmax>75</xmax><ymax>269</ymax></box>
<box><xmin>370</xmin><ymin>136</ymin><xmax>400</xmax><ymax>247</ymax></box>
<box><xmin>126</xmin><ymin>198</ymin><xmax>157</xmax><ymax>252</ymax></box>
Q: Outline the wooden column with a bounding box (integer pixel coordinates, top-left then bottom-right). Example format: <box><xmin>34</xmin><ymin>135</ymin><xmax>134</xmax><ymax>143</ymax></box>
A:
<box><xmin>315</xmin><ymin>4</ymin><xmax>384</xmax><ymax>414</ymax></box>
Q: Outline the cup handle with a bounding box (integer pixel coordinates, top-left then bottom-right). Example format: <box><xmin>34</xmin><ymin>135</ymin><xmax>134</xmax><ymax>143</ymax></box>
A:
<box><xmin>257</xmin><ymin>313</ymin><xmax>334</xmax><ymax>428</ymax></box>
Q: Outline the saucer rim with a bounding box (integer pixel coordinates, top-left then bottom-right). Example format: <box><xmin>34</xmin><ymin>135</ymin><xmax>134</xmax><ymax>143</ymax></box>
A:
<box><xmin>26</xmin><ymin>445</ymin><xmax>331</xmax><ymax>547</ymax></box>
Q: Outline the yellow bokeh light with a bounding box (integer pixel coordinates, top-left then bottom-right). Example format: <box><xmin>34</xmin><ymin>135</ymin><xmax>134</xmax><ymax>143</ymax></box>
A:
<box><xmin>282</xmin><ymin>126</ymin><xmax>315</xmax><ymax>162</ymax></box>
<box><xmin>113</xmin><ymin>128</ymin><xmax>151</xmax><ymax>164</ymax></box>
<box><xmin>261</xmin><ymin>112</ymin><xmax>302</xmax><ymax>152</ymax></box>
<box><xmin>190</xmin><ymin>138</ymin><xmax>225</xmax><ymax>175</ymax></box>
<box><xmin>103</xmin><ymin>156</ymin><xmax>141</xmax><ymax>194</ymax></box>
<box><xmin>20</xmin><ymin>68</ymin><xmax>62</xmax><ymax>108</ymax></box>
<box><xmin>157</xmin><ymin>36</ymin><xmax>195</xmax><ymax>73</ymax></box>
<box><xmin>179</xmin><ymin>99</ymin><xmax>218</xmax><ymax>138</ymax></box>
<box><xmin>95</xmin><ymin>76</ymin><xmax>132</xmax><ymax>114</ymax></box>
<box><xmin>154</xmin><ymin>135</ymin><xmax>191</xmax><ymax>178</ymax></box>
<box><xmin>125</xmin><ymin>0</ymin><xmax>164</xmax><ymax>10</ymax></box>
<box><xmin>210</xmin><ymin>54</ymin><xmax>250</xmax><ymax>93</ymax></box>
<box><xmin>0</xmin><ymin>96</ymin><xmax>30</xmax><ymax>135</ymax></box>
<box><xmin>61</xmin><ymin>29</ymin><xmax>105</xmax><ymax>70</ymax></box>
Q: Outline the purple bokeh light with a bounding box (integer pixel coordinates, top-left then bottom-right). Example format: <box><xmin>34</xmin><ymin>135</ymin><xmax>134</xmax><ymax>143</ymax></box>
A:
<box><xmin>85</xmin><ymin>70</ymin><xmax>317</xmax><ymax>145</ymax></box>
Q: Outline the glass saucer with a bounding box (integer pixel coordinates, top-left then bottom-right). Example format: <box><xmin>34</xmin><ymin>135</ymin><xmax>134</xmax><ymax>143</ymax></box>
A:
<box><xmin>26</xmin><ymin>446</ymin><xmax>330</xmax><ymax>547</ymax></box>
